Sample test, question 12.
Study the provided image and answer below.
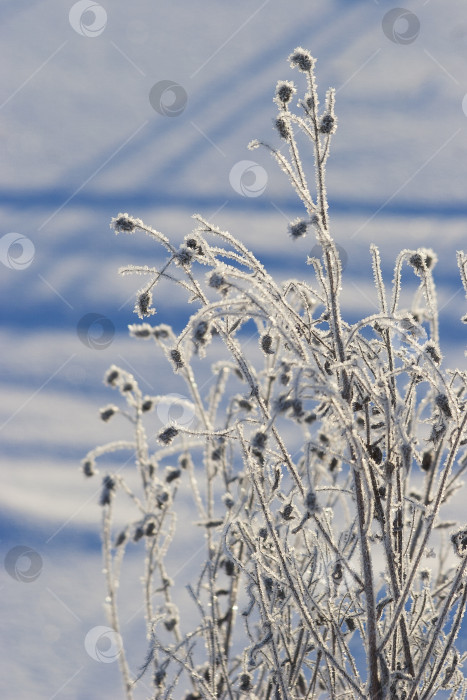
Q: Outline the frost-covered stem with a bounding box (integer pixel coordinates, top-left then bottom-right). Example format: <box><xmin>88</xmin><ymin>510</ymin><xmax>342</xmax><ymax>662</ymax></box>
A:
<box><xmin>305</xmin><ymin>80</ymin><xmax>349</xmax><ymax>396</ymax></box>
<box><xmin>419</xmin><ymin>574</ymin><xmax>467</xmax><ymax>700</ymax></box>
<box><xmin>102</xmin><ymin>504</ymin><xmax>134</xmax><ymax>699</ymax></box>
<box><xmin>239</xmin><ymin>425</ymin><xmax>365</xmax><ymax>697</ymax></box>
<box><xmin>305</xmin><ymin>66</ymin><xmax>327</xmax><ymax>230</ymax></box>
<box><xmin>370</xmin><ymin>245</ymin><xmax>396</xmax><ymax>404</ymax></box>
<box><xmin>380</xmin><ymin>411</ymin><xmax>467</xmax><ymax>651</ymax></box>
<box><xmin>407</xmin><ymin>556</ymin><xmax>467</xmax><ymax>700</ymax></box>
<box><xmin>352</xmin><ymin>465</ymin><xmax>381</xmax><ymax>699</ymax></box>
<box><xmin>365</xmin><ymin>447</ymin><xmax>416</xmax><ymax>679</ymax></box>
<box><xmin>283</xmin><ymin>104</ymin><xmax>308</xmax><ymax>196</ymax></box>
<box><xmin>135</xmin><ymin>405</ymin><xmax>149</xmax><ymax>490</ymax></box>
<box><xmin>222</xmin><ymin>540</ymin><xmax>243</xmax><ymax>659</ymax></box>
<box><xmin>408</xmin><ymin>441</ymin><xmax>443</xmax><ymax>561</ymax></box>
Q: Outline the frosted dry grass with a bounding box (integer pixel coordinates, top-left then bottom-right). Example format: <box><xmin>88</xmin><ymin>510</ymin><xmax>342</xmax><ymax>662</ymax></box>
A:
<box><xmin>83</xmin><ymin>48</ymin><xmax>467</xmax><ymax>699</ymax></box>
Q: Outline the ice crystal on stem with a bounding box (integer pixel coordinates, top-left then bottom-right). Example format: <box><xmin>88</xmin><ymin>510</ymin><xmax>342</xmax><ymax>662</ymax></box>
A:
<box><xmin>83</xmin><ymin>48</ymin><xmax>467</xmax><ymax>700</ymax></box>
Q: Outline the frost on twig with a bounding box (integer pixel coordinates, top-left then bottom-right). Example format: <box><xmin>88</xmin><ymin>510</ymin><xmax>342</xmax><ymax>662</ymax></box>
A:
<box><xmin>84</xmin><ymin>47</ymin><xmax>467</xmax><ymax>700</ymax></box>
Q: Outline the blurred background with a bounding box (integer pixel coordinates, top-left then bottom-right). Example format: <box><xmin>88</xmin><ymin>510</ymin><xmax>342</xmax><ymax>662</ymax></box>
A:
<box><xmin>1</xmin><ymin>0</ymin><xmax>467</xmax><ymax>696</ymax></box>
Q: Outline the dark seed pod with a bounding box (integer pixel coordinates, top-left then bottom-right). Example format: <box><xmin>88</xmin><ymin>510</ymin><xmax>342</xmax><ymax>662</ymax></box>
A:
<box><xmin>421</xmin><ymin>452</ymin><xmax>433</xmax><ymax>471</ymax></box>
<box><xmin>426</xmin><ymin>345</ymin><xmax>441</xmax><ymax>364</ymax></box>
<box><xmin>409</xmin><ymin>253</ymin><xmax>424</xmax><ymax>270</ymax></box>
<box><xmin>324</xmin><ymin>360</ymin><xmax>333</xmax><ymax>376</ymax></box>
<box><xmin>436</xmin><ymin>394</ymin><xmax>452</xmax><ymax>418</ymax></box>
<box><xmin>239</xmin><ymin>673</ymin><xmax>252</xmax><ymax>691</ymax></box>
<box><xmin>281</xmin><ymin>503</ymin><xmax>295</xmax><ymax>521</ymax></box>
<box><xmin>451</xmin><ymin>528</ymin><xmax>467</xmax><ymax>557</ymax></box>
<box><xmin>261</xmin><ymin>333</ymin><xmax>275</xmax><ymax>355</ymax></box>
<box><xmin>134</xmin><ymin>526</ymin><xmax>144</xmax><ymax>542</ymax></box>
<box><xmin>368</xmin><ymin>443</ymin><xmax>383</xmax><ymax>464</ymax></box>
<box><xmin>158</xmin><ymin>426</ymin><xmax>179</xmax><ymax>445</ymax></box>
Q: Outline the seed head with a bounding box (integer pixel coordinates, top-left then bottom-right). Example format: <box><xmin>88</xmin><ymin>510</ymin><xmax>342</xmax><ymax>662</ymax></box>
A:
<box><xmin>247</xmin><ymin>139</ymin><xmax>260</xmax><ymax>150</ymax></box>
<box><xmin>208</xmin><ymin>270</ymin><xmax>227</xmax><ymax>291</ymax></box>
<box><xmin>451</xmin><ymin>528</ymin><xmax>467</xmax><ymax>557</ymax></box>
<box><xmin>165</xmin><ymin>467</ymin><xmax>181</xmax><ymax>483</ymax></box>
<box><xmin>175</xmin><ymin>244</ymin><xmax>194</xmax><ymax>267</ymax></box>
<box><xmin>425</xmin><ymin>344</ymin><xmax>441</xmax><ymax>364</ymax></box>
<box><xmin>142</xmin><ymin>398</ymin><xmax>153</xmax><ymax>412</ymax></box>
<box><xmin>319</xmin><ymin>113</ymin><xmax>337</xmax><ymax>134</ymax></box>
<box><xmin>185</xmin><ymin>237</ymin><xmax>204</xmax><ymax>255</ymax></box>
<box><xmin>82</xmin><ymin>458</ymin><xmax>96</xmax><ymax>477</ymax></box>
<box><xmin>409</xmin><ymin>253</ymin><xmax>424</xmax><ymax>271</ymax></box>
<box><xmin>193</xmin><ymin>320</ymin><xmax>209</xmax><ymax>344</ymax></box>
<box><xmin>239</xmin><ymin>673</ymin><xmax>252</xmax><ymax>691</ymax></box>
<box><xmin>170</xmin><ymin>348</ymin><xmax>184</xmax><ymax>371</ymax></box>
<box><xmin>136</xmin><ymin>290</ymin><xmax>156</xmax><ymax>319</ymax></box>
<box><xmin>288</xmin><ymin>218</ymin><xmax>308</xmax><ymax>240</ymax></box>
<box><xmin>275</xmin><ymin>116</ymin><xmax>290</xmax><ymax>140</ymax></box>
<box><xmin>251</xmin><ymin>430</ymin><xmax>267</xmax><ymax>451</ymax></box>
<box><xmin>305</xmin><ymin>490</ymin><xmax>319</xmax><ymax>514</ymax></box>
<box><xmin>281</xmin><ymin>503</ymin><xmax>295</xmax><ymax>520</ymax></box>
<box><xmin>260</xmin><ymin>333</ymin><xmax>275</xmax><ymax>354</ymax></box>
<box><xmin>421</xmin><ymin>452</ymin><xmax>433</xmax><ymax>471</ymax></box>
<box><xmin>154</xmin><ymin>669</ymin><xmax>166</xmax><ymax>687</ymax></box>
<box><xmin>111</xmin><ymin>213</ymin><xmax>141</xmax><ymax>233</ymax></box>
<box><xmin>100</xmin><ymin>475</ymin><xmax>116</xmax><ymax>506</ymax></box>
<box><xmin>222</xmin><ymin>493</ymin><xmax>235</xmax><ymax>509</ymax></box>
<box><xmin>289</xmin><ymin>47</ymin><xmax>315</xmax><ymax>72</ymax></box>
<box><xmin>275</xmin><ymin>80</ymin><xmax>296</xmax><ymax>106</ymax></box>
<box><xmin>115</xmin><ymin>531</ymin><xmax>126</xmax><ymax>547</ymax></box>
<box><xmin>105</xmin><ymin>367</ymin><xmax>120</xmax><ymax>386</ymax></box>
<box><xmin>133</xmin><ymin>525</ymin><xmax>144</xmax><ymax>542</ymax></box>
<box><xmin>153</xmin><ymin>325</ymin><xmax>170</xmax><ymax>339</ymax></box>
<box><xmin>100</xmin><ymin>405</ymin><xmax>117</xmax><ymax>422</ymax></box>
<box><xmin>144</xmin><ymin>520</ymin><xmax>156</xmax><ymax>537</ymax></box>
<box><xmin>129</xmin><ymin>324</ymin><xmax>153</xmax><ymax>339</ymax></box>
<box><xmin>435</xmin><ymin>393</ymin><xmax>452</xmax><ymax>418</ymax></box>
<box><xmin>368</xmin><ymin>443</ymin><xmax>383</xmax><ymax>465</ymax></box>
<box><xmin>158</xmin><ymin>426</ymin><xmax>179</xmax><ymax>445</ymax></box>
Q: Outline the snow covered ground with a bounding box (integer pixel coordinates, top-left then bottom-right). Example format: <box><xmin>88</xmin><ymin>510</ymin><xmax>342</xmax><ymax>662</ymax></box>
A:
<box><xmin>1</xmin><ymin>0</ymin><xmax>467</xmax><ymax>697</ymax></box>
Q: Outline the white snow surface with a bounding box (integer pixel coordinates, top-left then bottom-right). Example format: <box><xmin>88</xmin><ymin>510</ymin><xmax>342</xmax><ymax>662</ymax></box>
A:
<box><xmin>1</xmin><ymin>0</ymin><xmax>467</xmax><ymax>697</ymax></box>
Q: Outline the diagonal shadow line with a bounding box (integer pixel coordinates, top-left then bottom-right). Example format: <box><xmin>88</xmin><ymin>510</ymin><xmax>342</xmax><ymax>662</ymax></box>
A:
<box><xmin>350</xmin><ymin>128</ymin><xmax>462</xmax><ymax>240</ymax></box>
<box><xmin>335</xmin><ymin>48</ymin><xmax>381</xmax><ymax>94</ymax></box>
<box><xmin>190</xmin><ymin>0</ymin><xmax>272</xmax><ymax>78</ymax></box>
<box><xmin>45</xmin><ymin>450</ymin><xmax>137</xmax><ymax>544</ymax></box>
<box><xmin>38</xmin><ymin>273</ymin><xmax>74</xmax><ymax>310</ymax></box>
<box><xmin>131</xmin><ymin>11</ymin><xmax>388</xmax><ymax>186</ymax></box>
<box><xmin>0</xmin><ymin>41</ymin><xmax>68</xmax><ymax>112</ymax></box>
<box><xmin>38</xmin><ymin>120</ymin><xmax>149</xmax><ymax>231</ymax></box>
<box><xmin>45</xmin><ymin>486</ymin><xmax>102</xmax><ymax>544</ymax></box>
<box><xmin>0</xmin><ymin>354</ymin><xmax>77</xmax><ymax>434</ymax></box>
<box><xmin>55</xmin><ymin>6</ymin><xmax>371</xmax><ymax>198</ymax></box>
<box><xmin>423</xmin><ymin>48</ymin><xmax>459</xmax><ymax>85</ymax></box>
<box><xmin>2</xmin><ymin>189</ymin><xmax>467</xmax><ymax>219</ymax></box>
<box><xmin>46</xmin><ymin>586</ymin><xmax>82</xmax><ymax>622</ymax></box>
<box><xmin>49</xmin><ymin>666</ymin><xmax>84</xmax><ymax>700</ymax></box>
